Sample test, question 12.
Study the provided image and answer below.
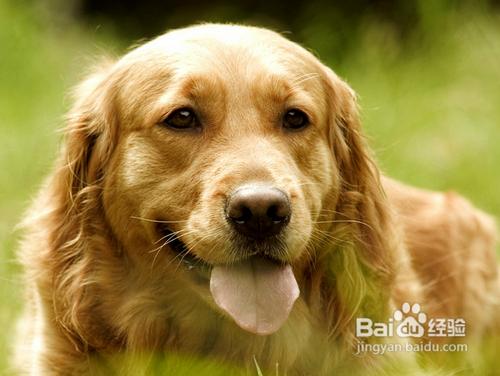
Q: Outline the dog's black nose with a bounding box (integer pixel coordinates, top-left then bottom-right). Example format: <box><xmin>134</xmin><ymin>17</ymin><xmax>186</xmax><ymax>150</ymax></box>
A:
<box><xmin>226</xmin><ymin>186</ymin><xmax>291</xmax><ymax>239</ymax></box>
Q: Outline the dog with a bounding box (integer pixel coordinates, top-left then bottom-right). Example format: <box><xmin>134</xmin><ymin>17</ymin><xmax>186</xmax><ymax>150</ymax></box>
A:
<box><xmin>15</xmin><ymin>24</ymin><xmax>499</xmax><ymax>375</ymax></box>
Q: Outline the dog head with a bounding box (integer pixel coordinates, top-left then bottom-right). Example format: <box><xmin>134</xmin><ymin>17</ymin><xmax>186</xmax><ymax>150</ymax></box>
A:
<box><xmin>54</xmin><ymin>24</ymin><xmax>394</xmax><ymax>340</ymax></box>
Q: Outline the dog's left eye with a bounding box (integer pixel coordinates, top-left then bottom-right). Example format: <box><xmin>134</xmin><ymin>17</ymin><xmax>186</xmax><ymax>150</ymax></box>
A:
<box><xmin>162</xmin><ymin>108</ymin><xmax>199</xmax><ymax>130</ymax></box>
<box><xmin>283</xmin><ymin>109</ymin><xmax>309</xmax><ymax>130</ymax></box>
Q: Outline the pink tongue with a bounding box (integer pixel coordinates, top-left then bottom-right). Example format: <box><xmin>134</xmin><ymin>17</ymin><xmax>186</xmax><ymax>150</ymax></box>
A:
<box><xmin>210</xmin><ymin>257</ymin><xmax>299</xmax><ymax>336</ymax></box>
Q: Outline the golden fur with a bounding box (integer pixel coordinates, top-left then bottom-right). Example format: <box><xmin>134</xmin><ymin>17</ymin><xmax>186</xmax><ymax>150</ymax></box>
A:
<box><xmin>15</xmin><ymin>24</ymin><xmax>499</xmax><ymax>375</ymax></box>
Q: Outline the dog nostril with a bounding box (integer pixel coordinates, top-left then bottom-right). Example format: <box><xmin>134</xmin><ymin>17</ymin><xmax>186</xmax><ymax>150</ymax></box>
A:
<box><xmin>267</xmin><ymin>204</ymin><xmax>287</xmax><ymax>224</ymax></box>
<box><xmin>231</xmin><ymin>206</ymin><xmax>252</xmax><ymax>225</ymax></box>
<box><xmin>226</xmin><ymin>186</ymin><xmax>291</xmax><ymax>239</ymax></box>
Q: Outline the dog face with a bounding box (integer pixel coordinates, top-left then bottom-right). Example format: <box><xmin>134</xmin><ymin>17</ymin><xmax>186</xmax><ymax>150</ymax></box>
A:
<box><xmin>104</xmin><ymin>25</ymin><xmax>338</xmax><ymax>257</ymax></box>
<box><xmin>68</xmin><ymin>24</ymin><xmax>368</xmax><ymax>336</ymax></box>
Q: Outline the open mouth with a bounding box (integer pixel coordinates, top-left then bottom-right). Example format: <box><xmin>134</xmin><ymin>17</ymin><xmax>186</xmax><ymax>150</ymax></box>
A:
<box><xmin>157</xmin><ymin>224</ymin><xmax>287</xmax><ymax>267</ymax></box>
<box><xmin>156</xmin><ymin>224</ymin><xmax>300</xmax><ymax>336</ymax></box>
<box><xmin>157</xmin><ymin>225</ymin><xmax>206</xmax><ymax>270</ymax></box>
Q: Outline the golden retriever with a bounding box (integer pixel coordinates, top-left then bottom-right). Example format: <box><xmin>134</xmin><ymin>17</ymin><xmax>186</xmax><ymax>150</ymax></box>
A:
<box><xmin>15</xmin><ymin>24</ymin><xmax>499</xmax><ymax>375</ymax></box>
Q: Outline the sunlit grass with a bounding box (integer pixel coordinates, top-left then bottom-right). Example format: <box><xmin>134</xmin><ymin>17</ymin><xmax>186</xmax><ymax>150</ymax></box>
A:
<box><xmin>0</xmin><ymin>2</ymin><xmax>498</xmax><ymax>374</ymax></box>
<box><xmin>0</xmin><ymin>2</ymin><xmax>119</xmax><ymax>373</ymax></box>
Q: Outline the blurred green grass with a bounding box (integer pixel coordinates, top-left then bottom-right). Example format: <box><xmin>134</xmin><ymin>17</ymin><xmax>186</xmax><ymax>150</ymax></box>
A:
<box><xmin>0</xmin><ymin>2</ymin><xmax>121</xmax><ymax>373</ymax></box>
<box><xmin>0</xmin><ymin>1</ymin><xmax>499</xmax><ymax>374</ymax></box>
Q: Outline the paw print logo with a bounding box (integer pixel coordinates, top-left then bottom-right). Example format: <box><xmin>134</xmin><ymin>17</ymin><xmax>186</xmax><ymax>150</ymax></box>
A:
<box><xmin>393</xmin><ymin>302</ymin><xmax>427</xmax><ymax>338</ymax></box>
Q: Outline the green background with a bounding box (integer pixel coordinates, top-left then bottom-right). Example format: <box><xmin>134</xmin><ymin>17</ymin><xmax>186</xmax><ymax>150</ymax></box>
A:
<box><xmin>1</xmin><ymin>0</ymin><xmax>499</xmax><ymax>374</ymax></box>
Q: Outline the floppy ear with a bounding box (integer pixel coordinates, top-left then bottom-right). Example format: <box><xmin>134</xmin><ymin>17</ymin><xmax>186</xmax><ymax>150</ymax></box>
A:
<box><xmin>325</xmin><ymin>69</ymin><xmax>375</xmax><ymax>191</ymax></box>
<box><xmin>44</xmin><ymin>61</ymin><xmax>119</xmax><ymax>350</ymax></box>
<box><xmin>62</xmin><ymin>62</ymin><xmax>118</xmax><ymax>199</ymax></box>
<box><xmin>317</xmin><ymin>68</ymin><xmax>398</xmax><ymax>342</ymax></box>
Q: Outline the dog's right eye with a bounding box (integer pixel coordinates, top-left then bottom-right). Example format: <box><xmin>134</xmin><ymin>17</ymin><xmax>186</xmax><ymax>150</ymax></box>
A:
<box><xmin>161</xmin><ymin>108</ymin><xmax>199</xmax><ymax>130</ymax></box>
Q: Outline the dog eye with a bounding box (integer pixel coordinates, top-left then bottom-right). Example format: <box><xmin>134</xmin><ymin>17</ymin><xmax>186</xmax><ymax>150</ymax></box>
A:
<box><xmin>283</xmin><ymin>109</ymin><xmax>309</xmax><ymax>130</ymax></box>
<box><xmin>162</xmin><ymin>108</ymin><xmax>199</xmax><ymax>130</ymax></box>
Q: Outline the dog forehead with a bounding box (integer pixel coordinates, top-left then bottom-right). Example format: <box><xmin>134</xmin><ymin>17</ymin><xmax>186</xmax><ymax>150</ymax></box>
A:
<box><xmin>113</xmin><ymin>25</ymin><xmax>327</xmax><ymax>123</ymax></box>
<box><xmin>127</xmin><ymin>24</ymin><xmax>321</xmax><ymax>76</ymax></box>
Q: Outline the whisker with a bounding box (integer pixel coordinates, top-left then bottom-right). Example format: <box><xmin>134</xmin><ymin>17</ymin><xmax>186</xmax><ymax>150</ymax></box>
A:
<box><xmin>130</xmin><ymin>216</ymin><xmax>188</xmax><ymax>224</ymax></box>
<box><xmin>150</xmin><ymin>245</ymin><xmax>164</xmax><ymax>270</ymax></box>
<box><xmin>199</xmin><ymin>229</ymin><xmax>226</xmax><ymax>261</ymax></box>
<box><xmin>147</xmin><ymin>230</ymin><xmax>196</xmax><ymax>270</ymax></box>
<box><xmin>312</xmin><ymin>228</ymin><xmax>354</xmax><ymax>246</ymax></box>
<box><xmin>313</xmin><ymin>219</ymin><xmax>374</xmax><ymax>230</ymax></box>
<box><xmin>151</xmin><ymin>232</ymin><xmax>195</xmax><ymax>270</ymax></box>
<box><xmin>183</xmin><ymin>231</ymin><xmax>218</xmax><ymax>259</ymax></box>
<box><xmin>154</xmin><ymin>228</ymin><xmax>192</xmax><ymax>245</ymax></box>
<box><xmin>173</xmin><ymin>232</ymin><xmax>215</xmax><ymax>272</ymax></box>
<box><xmin>150</xmin><ymin>233</ymin><xmax>185</xmax><ymax>260</ymax></box>
<box><xmin>311</xmin><ymin>208</ymin><xmax>345</xmax><ymax>215</ymax></box>
<box><xmin>172</xmin><ymin>248</ymin><xmax>194</xmax><ymax>272</ymax></box>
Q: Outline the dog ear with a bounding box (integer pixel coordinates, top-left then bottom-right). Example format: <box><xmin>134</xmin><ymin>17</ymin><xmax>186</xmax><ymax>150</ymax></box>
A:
<box><xmin>323</xmin><ymin>68</ymin><xmax>374</xmax><ymax>190</ymax></box>
<box><xmin>323</xmin><ymin>67</ymin><xmax>389</xmax><ymax>249</ymax></box>
<box><xmin>62</xmin><ymin>60</ymin><xmax>118</xmax><ymax>199</ymax></box>
<box><xmin>318</xmin><ymin>68</ymin><xmax>398</xmax><ymax>339</ymax></box>
<box><xmin>46</xmin><ymin>61</ymin><xmax>120</xmax><ymax>350</ymax></box>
